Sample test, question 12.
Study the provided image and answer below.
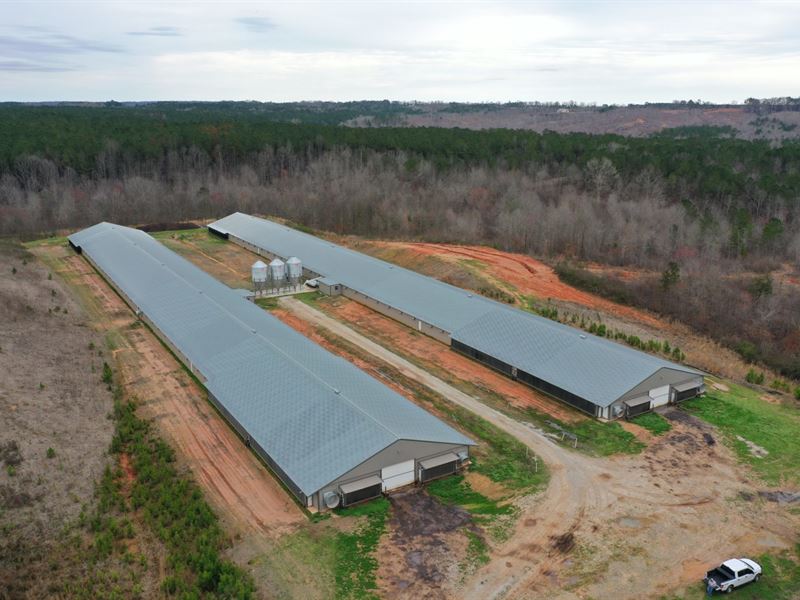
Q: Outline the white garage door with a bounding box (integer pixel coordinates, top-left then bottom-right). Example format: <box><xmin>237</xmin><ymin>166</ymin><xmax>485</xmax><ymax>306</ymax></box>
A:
<box><xmin>649</xmin><ymin>385</ymin><xmax>671</xmax><ymax>408</ymax></box>
<box><xmin>381</xmin><ymin>460</ymin><xmax>415</xmax><ymax>491</ymax></box>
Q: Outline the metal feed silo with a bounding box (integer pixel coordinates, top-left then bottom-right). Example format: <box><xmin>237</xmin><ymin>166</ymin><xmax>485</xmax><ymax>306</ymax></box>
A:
<box><xmin>269</xmin><ymin>258</ymin><xmax>286</xmax><ymax>283</ymax></box>
<box><xmin>251</xmin><ymin>260</ymin><xmax>267</xmax><ymax>284</ymax></box>
<box><xmin>286</xmin><ymin>256</ymin><xmax>303</xmax><ymax>283</ymax></box>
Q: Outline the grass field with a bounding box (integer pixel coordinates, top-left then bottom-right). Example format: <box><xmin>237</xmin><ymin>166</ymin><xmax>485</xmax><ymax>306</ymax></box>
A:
<box><xmin>630</xmin><ymin>412</ymin><xmax>672</xmax><ymax>436</ymax></box>
<box><xmin>683</xmin><ymin>381</ymin><xmax>800</xmax><ymax>486</ymax></box>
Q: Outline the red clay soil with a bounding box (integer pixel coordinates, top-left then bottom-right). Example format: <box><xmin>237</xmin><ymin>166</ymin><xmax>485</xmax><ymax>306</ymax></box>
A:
<box><xmin>119</xmin><ymin>452</ymin><xmax>137</xmax><ymax>490</ymax></box>
<box><xmin>122</xmin><ymin>324</ymin><xmax>303</xmax><ymax>536</ymax></box>
<box><xmin>368</xmin><ymin>241</ymin><xmax>663</xmax><ymax>328</ymax></box>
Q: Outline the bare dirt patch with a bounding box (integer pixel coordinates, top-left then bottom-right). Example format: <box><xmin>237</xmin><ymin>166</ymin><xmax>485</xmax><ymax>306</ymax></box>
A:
<box><xmin>463</xmin><ymin>414</ymin><xmax>798</xmax><ymax>600</ymax></box>
<box><xmin>377</xmin><ymin>489</ymin><xmax>475</xmax><ymax>600</ymax></box>
<box><xmin>465</xmin><ymin>471</ymin><xmax>509</xmax><ymax>501</ymax></box>
<box><xmin>361</xmin><ymin>241</ymin><xmax>662</xmax><ymax>328</ymax></box>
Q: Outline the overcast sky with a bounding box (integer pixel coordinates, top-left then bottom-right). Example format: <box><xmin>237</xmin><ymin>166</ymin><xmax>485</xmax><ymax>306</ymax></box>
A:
<box><xmin>1</xmin><ymin>1</ymin><xmax>798</xmax><ymax>103</ymax></box>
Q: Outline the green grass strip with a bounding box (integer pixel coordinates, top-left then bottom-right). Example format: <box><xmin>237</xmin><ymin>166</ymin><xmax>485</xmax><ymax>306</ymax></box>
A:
<box><xmin>683</xmin><ymin>385</ymin><xmax>800</xmax><ymax>486</ymax></box>
<box><xmin>630</xmin><ymin>412</ymin><xmax>672</xmax><ymax>436</ymax></box>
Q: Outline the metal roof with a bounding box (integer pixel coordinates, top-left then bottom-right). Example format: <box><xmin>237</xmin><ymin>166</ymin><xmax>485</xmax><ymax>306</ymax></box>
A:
<box><xmin>210</xmin><ymin>213</ymin><xmax>700</xmax><ymax>407</ymax></box>
<box><xmin>68</xmin><ymin>223</ymin><xmax>472</xmax><ymax>496</ymax></box>
<box><xmin>210</xmin><ymin>214</ymin><xmax>494</xmax><ymax>331</ymax></box>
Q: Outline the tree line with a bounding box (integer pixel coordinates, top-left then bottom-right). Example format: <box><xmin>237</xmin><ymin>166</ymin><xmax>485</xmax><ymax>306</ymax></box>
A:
<box><xmin>0</xmin><ymin>105</ymin><xmax>798</xmax><ymax>379</ymax></box>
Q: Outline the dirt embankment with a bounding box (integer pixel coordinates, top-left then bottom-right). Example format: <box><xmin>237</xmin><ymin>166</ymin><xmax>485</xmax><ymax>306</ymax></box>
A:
<box><xmin>364</xmin><ymin>240</ymin><xmax>662</xmax><ymax>326</ymax></box>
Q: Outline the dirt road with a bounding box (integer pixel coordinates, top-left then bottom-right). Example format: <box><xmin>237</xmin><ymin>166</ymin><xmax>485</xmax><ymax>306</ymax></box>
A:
<box><xmin>278</xmin><ymin>297</ymin><xmax>796</xmax><ymax>600</ymax></box>
<box><xmin>34</xmin><ymin>244</ymin><xmax>304</xmax><ymax>539</ymax></box>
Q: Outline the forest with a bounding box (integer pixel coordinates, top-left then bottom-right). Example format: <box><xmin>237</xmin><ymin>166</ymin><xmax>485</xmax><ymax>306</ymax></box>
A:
<box><xmin>1</xmin><ymin>104</ymin><xmax>798</xmax><ymax>378</ymax></box>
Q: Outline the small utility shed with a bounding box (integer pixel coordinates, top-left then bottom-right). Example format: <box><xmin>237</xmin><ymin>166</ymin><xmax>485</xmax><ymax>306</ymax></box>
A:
<box><xmin>68</xmin><ymin>223</ymin><xmax>473</xmax><ymax>510</ymax></box>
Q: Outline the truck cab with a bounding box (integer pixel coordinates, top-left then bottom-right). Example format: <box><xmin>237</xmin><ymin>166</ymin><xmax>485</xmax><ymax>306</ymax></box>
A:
<box><xmin>704</xmin><ymin>558</ymin><xmax>761</xmax><ymax>593</ymax></box>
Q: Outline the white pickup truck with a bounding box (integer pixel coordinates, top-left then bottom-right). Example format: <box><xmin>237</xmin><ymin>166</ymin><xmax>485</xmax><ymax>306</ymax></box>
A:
<box><xmin>704</xmin><ymin>558</ymin><xmax>761</xmax><ymax>594</ymax></box>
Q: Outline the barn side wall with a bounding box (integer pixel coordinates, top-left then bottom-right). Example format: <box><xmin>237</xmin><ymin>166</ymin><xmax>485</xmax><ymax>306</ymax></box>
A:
<box><xmin>450</xmin><ymin>338</ymin><xmax>600</xmax><ymax>417</ymax></box>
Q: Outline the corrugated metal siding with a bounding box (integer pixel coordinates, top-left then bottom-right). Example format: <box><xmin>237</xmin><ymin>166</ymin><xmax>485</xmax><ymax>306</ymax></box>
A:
<box><xmin>68</xmin><ymin>222</ymin><xmax>473</xmax><ymax>497</ymax></box>
<box><xmin>210</xmin><ymin>213</ymin><xmax>701</xmax><ymax>408</ymax></box>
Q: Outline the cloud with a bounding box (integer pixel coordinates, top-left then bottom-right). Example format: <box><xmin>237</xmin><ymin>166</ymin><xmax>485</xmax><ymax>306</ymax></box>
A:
<box><xmin>236</xmin><ymin>17</ymin><xmax>275</xmax><ymax>33</ymax></box>
<box><xmin>127</xmin><ymin>26</ymin><xmax>181</xmax><ymax>37</ymax></box>
<box><xmin>0</xmin><ymin>28</ymin><xmax>122</xmax><ymax>75</ymax></box>
<box><xmin>1</xmin><ymin>1</ymin><xmax>798</xmax><ymax>102</ymax></box>
<box><xmin>0</xmin><ymin>59</ymin><xmax>76</xmax><ymax>72</ymax></box>
<box><xmin>0</xmin><ymin>31</ymin><xmax>122</xmax><ymax>56</ymax></box>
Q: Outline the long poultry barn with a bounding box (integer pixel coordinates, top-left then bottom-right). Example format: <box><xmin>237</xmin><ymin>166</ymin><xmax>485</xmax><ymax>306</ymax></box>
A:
<box><xmin>209</xmin><ymin>213</ymin><xmax>705</xmax><ymax>420</ymax></box>
<box><xmin>68</xmin><ymin>223</ymin><xmax>473</xmax><ymax>510</ymax></box>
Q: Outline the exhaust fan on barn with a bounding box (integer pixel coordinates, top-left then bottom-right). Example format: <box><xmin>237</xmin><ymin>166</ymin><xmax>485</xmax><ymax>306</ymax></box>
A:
<box><xmin>323</xmin><ymin>491</ymin><xmax>341</xmax><ymax>509</ymax></box>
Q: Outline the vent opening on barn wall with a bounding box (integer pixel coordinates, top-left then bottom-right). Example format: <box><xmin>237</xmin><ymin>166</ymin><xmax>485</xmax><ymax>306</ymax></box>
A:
<box><xmin>339</xmin><ymin>475</ymin><xmax>382</xmax><ymax>507</ymax></box>
<box><xmin>419</xmin><ymin>453</ymin><xmax>460</xmax><ymax>483</ymax></box>
<box><xmin>323</xmin><ymin>491</ymin><xmax>341</xmax><ymax>509</ymax></box>
<box><xmin>674</xmin><ymin>380</ymin><xmax>703</xmax><ymax>402</ymax></box>
<box><xmin>624</xmin><ymin>396</ymin><xmax>651</xmax><ymax>418</ymax></box>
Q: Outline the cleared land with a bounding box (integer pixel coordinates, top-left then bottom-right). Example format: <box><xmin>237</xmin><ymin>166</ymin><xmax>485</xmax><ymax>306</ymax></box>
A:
<box><xmin>0</xmin><ymin>240</ymin><xmax>117</xmax><ymax>594</ymax></box>
<box><xmin>41</xmin><ymin>226</ymin><xmax>799</xmax><ymax>599</ymax></box>
<box><xmin>30</xmin><ymin>241</ymin><xmax>304</xmax><ymax>541</ymax></box>
<box><xmin>391</xmin><ymin>105</ymin><xmax>800</xmax><ymax>140</ymax></box>
<box><xmin>273</xmin><ymin>297</ymin><xmax>798</xmax><ymax>599</ymax></box>
<box><xmin>167</xmin><ymin>228</ymin><xmax>799</xmax><ymax>599</ymax></box>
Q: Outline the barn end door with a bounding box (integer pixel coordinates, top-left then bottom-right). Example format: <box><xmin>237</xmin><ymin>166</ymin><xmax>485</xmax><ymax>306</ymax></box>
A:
<box><xmin>381</xmin><ymin>460</ymin><xmax>415</xmax><ymax>491</ymax></box>
<box><xmin>649</xmin><ymin>385</ymin><xmax>671</xmax><ymax>408</ymax></box>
